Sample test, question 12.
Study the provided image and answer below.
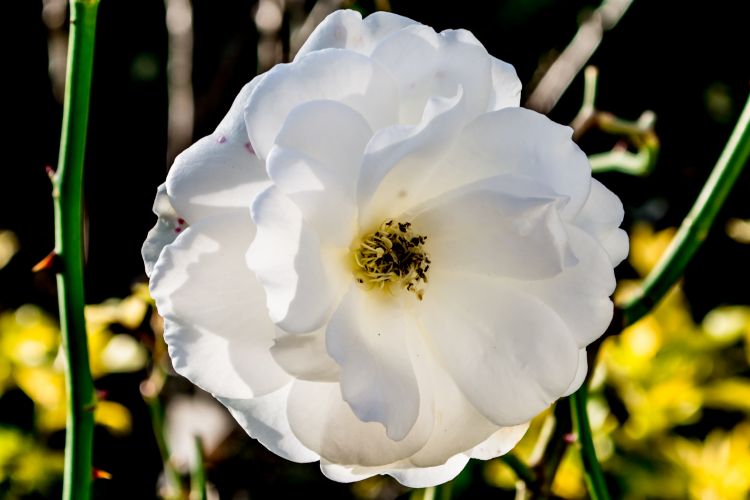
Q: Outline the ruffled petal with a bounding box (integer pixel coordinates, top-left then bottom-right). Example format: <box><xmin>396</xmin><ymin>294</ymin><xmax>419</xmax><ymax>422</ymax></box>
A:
<box><xmin>247</xmin><ymin>186</ymin><xmax>344</xmax><ymax>334</ymax></box>
<box><xmin>575</xmin><ymin>178</ymin><xmax>629</xmax><ymax>266</ymax></box>
<box><xmin>562</xmin><ymin>349</ymin><xmax>589</xmax><ymax>397</ymax></box>
<box><xmin>142</xmin><ymin>184</ymin><xmax>184</xmax><ymax>277</ymax></box>
<box><xmin>509</xmin><ymin>225</ymin><xmax>616</xmax><ymax>347</ymax></box>
<box><xmin>218</xmin><ymin>383</ymin><xmax>319</xmax><ymax>463</ymax></box>
<box><xmin>245</xmin><ymin>48</ymin><xmax>399</xmax><ymax>160</ymax></box>
<box><xmin>286</xmin><ymin>379</ymin><xmax>432</xmax><ymax>467</ymax></box>
<box><xmin>326</xmin><ymin>286</ymin><xmax>421</xmax><ymax>441</ymax></box>
<box><xmin>468</xmin><ymin>423</ymin><xmax>530</xmax><ymax>460</ymax></box>
<box><xmin>295</xmin><ymin>9</ymin><xmax>418</xmax><ymax>59</ymax></box>
<box><xmin>410</xmin><ymin>175</ymin><xmax>576</xmax><ymax>281</ymax></box>
<box><xmin>271</xmin><ymin>328</ymin><xmax>340</xmax><ymax>382</ymax></box>
<box><xmin>267</xmin><ymin>99</ymin><xmax>371</xmax><ymax>246</ymax></box>
<box><xmin>320</xmin><ymin>453</ymin><xmax>470</xmax><ymax>488</ymax></box>
<box><xmin>370</xmin><ymin>25</ymin><xmax>441</xmax><ymax>124</ymax></box>
<box><xmin>357</xmin><ymin>88</ymin><xmax>471</xmax><ymax>229</ymax></box>
<box><xmin>487</xmin><ymin>57</ymin><xmax>522</xmax><ymax>111</ymax></box>
<box><xmin>415</xmin><ymin>107</ymin><xmax>592</xmax><ymax>219</ymax></box>
<box><xmin>149</xmin><ymin>212</ymin><xmax>290</xmax><ymax>399</ymax></box>
<box><xmin>417</xmin><ymin>271</ymin><xmax>580</xmax><ymax>426</ymax></box>
<box><xmin>165</xmin><ymin>80</ymin><xmax>269</xmax><ymax>223</ymax></box>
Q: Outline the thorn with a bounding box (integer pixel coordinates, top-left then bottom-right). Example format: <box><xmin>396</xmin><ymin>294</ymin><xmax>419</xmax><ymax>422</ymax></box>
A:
<box><xmin>563</xmin><ymin>432</ymin><xmax>577</xmax><ymax>444</ymax></box>
<box><xmin>45</xmin><ymin>165</ymin><xmax>56</xmax><ymax>180</ymax></box>
<box><xmin>83</xmin><ymin>401</ymin><xmax>97</xmax><ymax>412</ymax></box>
<box><xmin>96</xmin><ymin>389</ymin><xmax>109</xmax><ymax>400</ymax></box>
<box><xmin>32</xmin><ymin>251</ymin><xmax>62</xmax><ymax>273</ymax></box>
<box><xmin>92</xmin><ymin>468</ymin><xmax>112</xmax><ymax>480</ymax></box>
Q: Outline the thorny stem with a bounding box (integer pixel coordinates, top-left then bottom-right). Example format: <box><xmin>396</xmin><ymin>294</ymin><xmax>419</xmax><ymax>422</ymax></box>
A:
<box><xmin>54</xmin><ymin>1</ymin><xmax>100</xmax><ymax>499</ymax></box>
<box><xmin>191</xmin><ymin>437</ymin><xmax>208</xmax><ymax>500</ymax></box>
<box><xmin>570</xmin><ymin>388</ymin><xmax>610</xmax><ymax>500</ymax></box>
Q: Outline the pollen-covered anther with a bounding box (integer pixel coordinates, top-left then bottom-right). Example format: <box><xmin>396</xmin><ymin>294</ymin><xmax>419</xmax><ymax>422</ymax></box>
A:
<box><xmin>352</xmin><ymin>219</ymin><xmax>431</xmax><ymax>300</ymax></box>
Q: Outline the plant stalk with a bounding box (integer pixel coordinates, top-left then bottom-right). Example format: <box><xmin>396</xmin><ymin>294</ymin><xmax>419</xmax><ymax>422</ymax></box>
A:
<box><xmin>54</xmin><ymin>1</ymin><xmax>100</xmax><ymax>499</ymax></box>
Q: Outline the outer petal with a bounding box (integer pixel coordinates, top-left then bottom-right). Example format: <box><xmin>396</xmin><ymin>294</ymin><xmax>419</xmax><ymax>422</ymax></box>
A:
<box><xmin>418</xmin><ymin>271</ymin><xmax>580</xmax><ymax>427</ymax></box>
<box><xmin>410</xmin><ymin>175</ymin><xmax>576</xmax><ymax>281</ymax></box>
<box><xmin>320</xmin><ymin>454</ymin><xmax>470</xmax><ymax>488</ymax></box>
<box><xmin>166</xmin><ymin>79</ymin><xmax>269</xmax><ymax>223</ymax></box>
<box><xmin>245</xmin><ymin>49</ymin><xmax>399</xmax><ymax>160</ymax></box>
<box><xmin>295</xmin><ymin>10</ymin><xmax>418</xmax><ymax>58</ymax></box>
<box><xmin>487</xmin><ymin>57</ymin><xmax>522</xmax><ymax>111</ymax></box>
<box><xmin>218</xmin><ymin>383</ymin><xmax>319</xmax><ymax>463</ymax></box>
<box><xmin>142</xmin><ymin>184</ymin><xmax>183</xmax><ymax>277</ymax></box>
<box><xmin>509</xmin><ymin>226</ymin><xmax>616</xmax><ymax>347</ymax></box>
<box><xmin>575</xmin><ymin>178</ymin><xmax>629</xmax><ymax>266</ymax></box>
<box><xmin>468</xmin><ymin>423</ymin><xmax>530</xmax><ymax>460</ymax></box>
<box><xmin>247</xmin><ymin>187</ymin><xmax>340</xmax><ymax>334</ymax></box>
<box><xmin>286</xmin><ymin>379</ymin><xmax>433</xmax><ymax>467</ymax></box>
<box><xmin>326</xmin><ymin>286</ymin><xmax>421</xmax><ymax>441</ymax></box>
<box><xmin>149</xmin><ymin>212</ymin><xmax>290</xmax><ymax>399</ymax></box>
<box><xmin>562</xmin><ymin>349</ymin><xmax>588</xmax><ymax>397</ymax></box>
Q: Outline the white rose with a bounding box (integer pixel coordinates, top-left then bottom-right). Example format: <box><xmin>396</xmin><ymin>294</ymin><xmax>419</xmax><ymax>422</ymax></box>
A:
<box><xmin>142</xmin><ymin>9</ymin><xmax>628</xmax><ymax>487</ymax></box>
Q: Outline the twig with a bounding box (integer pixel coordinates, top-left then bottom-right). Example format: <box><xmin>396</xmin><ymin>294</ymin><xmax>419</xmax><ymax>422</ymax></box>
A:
<box><xmin>526</xmin><ymin>0</ymin><xmax>634</xmax><ymax>113</ymax></box>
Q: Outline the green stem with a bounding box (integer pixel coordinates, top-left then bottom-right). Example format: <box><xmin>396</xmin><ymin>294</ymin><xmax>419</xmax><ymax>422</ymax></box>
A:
<box><xmin>54</xmin><ymin>1</ymin><xmax>100</xmax><ymax>500</ymax></box>
<box><xmin>570</xmin><ymin>388</ymin><xmax>609</xmax><ymax>500</ymax></box>
<box><xmin>191</xmin><ymin>437</ymin><xmax>207</xmax><ymax>500</ymax></box>
<box><xmin>622</xmin><ymin>95</ymin><xmax>750</xmax><ymax>325</ymax></box>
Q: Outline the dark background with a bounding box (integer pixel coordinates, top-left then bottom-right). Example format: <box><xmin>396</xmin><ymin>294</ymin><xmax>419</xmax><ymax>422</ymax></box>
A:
<box><xmin>3</xmin><ymin>0</ymin><xmax>750</xmax><ymax>498</ymax></box>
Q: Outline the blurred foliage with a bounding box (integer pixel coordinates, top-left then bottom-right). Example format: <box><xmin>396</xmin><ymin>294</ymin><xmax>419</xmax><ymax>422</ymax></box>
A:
<box><xmin>0</xmin><ymin>287</ymin><xmax>150</xmax><ymax>497</ymax></box>
<box><xmin>484</xmin><ymin>224</ymin><xmax>750</xmax><ymax>500</ymax></box>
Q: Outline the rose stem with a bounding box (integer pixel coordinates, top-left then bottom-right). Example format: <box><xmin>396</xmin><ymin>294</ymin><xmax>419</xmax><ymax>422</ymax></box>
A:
<box><xmin>542</xmin><ymin>94</ymin><xmax>750</xmax><ymax>497</ymax></box>
<box><xmin>52</xmin><ymin>1</ymin><xmax>100</xmax><ymax>499</ymax></box>
<box><xmin>569</xmin><ymin>385</ymin><xmax>609</xmax><ymax>500</ymax></box>
<box><xmin>622</xmin><ymin>94</ymin><xmax>750</xmax><ymax>323</ymax></box>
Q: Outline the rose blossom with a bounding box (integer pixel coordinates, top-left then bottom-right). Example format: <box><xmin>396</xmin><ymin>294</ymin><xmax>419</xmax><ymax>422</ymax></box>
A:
<box><xmin>142</xmin><ymin>9</ymin><xmax>628</xmax><ymax>487</ymax></box>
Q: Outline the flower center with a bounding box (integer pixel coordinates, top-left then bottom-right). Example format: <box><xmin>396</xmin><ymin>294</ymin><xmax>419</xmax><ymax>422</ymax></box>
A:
<box><xmin>352</xmin><ymin>220</ymin><xmax>431</xmax><ymax>300</ymax></box>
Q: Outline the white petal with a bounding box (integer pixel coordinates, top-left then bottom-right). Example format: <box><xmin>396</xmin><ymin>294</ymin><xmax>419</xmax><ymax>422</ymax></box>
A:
<box><xmin>142</xmin><ymin>184</ymin><xmax>183</xmax><ymax>277</ymax></box>
<box><xmin>247</xmin><ymin>186</ymin><xmax>338</xmax><ymax>334</ymax></box>
<box><xmin>271</xmin><ymin>328</ymin><xmax>340</xmax><ymax>382</ymax></box>
<box><xmin>469</xmin><ymin>423</ymin><xmax>530</xmax><ymax>460</ymax></box>
<box><xmin>320</xmin><ymin>453</ymin><xmax>470</xmax><ymax>488</ymax></box>
<box><xmin>267</xmin><ymin>99</ymin><xmax>371</xmax><ymax>246</ymax></box>
<box><xmin>575</xmin><ymin>179</ymin><xmax>629</xmax><ymax>266</ymax></box>
<box><xmin>245</xmin><ymin>49</ymin><xmax>399</xmax><ymax>159</ymax></box>
<box><xmin>487</xmin><ymin>57</ymin><xmax>522</xmax><ymax>110</ymax></box>
<box><xmin>410</xmin><ymin>175</ymin><xmax>576</xmax><ymax>280</ymax></box>
<box><xmin>418</xmin><ymin>271</ymin><xmax>580</xmax><ymax>427</ymax></box>
<box><xmin>562</xmin><ymin>349</ymin><xmax>588</xmax><ymax>397</ymax></box>
<box><xmin>218</xmin><ymin>383</ymin><xmax>319</xmax><ymax>463</ymax></box>
<box><xmin>166</xmin><ymin>80</ymin><xmax>269</xmax><ymax>223</ymax></box>
<box><xmin>511</xmin><ymin>225</ymin><xmax>616</xmax><ymax>347</ymax></box>
<box><xmin>370</xmin><ymin>25</ymin><xmax>441</xmax><ymax>124</ymax></box>
<box><xmin>149</xmin><ymin>212</ymin><xmax>290</xmax><ymax>399</ymax></box>
<box><xmin>419</xmin><ymin>107</ymin><xmax>591</xmax><ymax>219</ymax></box>
<box><xmin>295</xmin><ymin>10</ymin><xmax>418</xmax><ymax>58</ymax></box>
<box><xmin>287</xmin><ymin>379</ymin><xmax>433</xmax><ymax>467</ymax></box>
<box><xmin>357</xmin><ymin>88</ymin><xmax>471</xmax><ymax>229</ymax></box>
<box><xmin>388</xmin><ymin>454</ymin><xmax>470</xmax><ymax>488</ymax></box>
<box><xmin>405</xmin><ymin>334</ymin><xmax>503</xmax><ymax>467</ymax></box>
<box><xmin>431</xmin><ymin>29</ymin><xmax>492</xmax><ymax>118</ymax></box>
<box><xmin>326</xmin><ymin>286</ymin><xmax>421</xmax><ymax>441</ymax></box>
